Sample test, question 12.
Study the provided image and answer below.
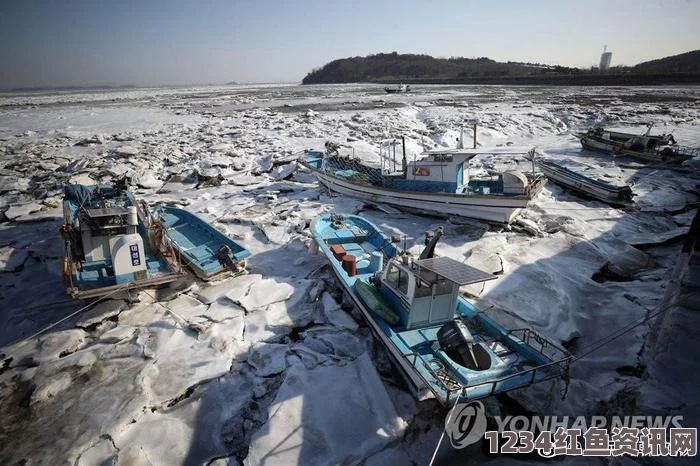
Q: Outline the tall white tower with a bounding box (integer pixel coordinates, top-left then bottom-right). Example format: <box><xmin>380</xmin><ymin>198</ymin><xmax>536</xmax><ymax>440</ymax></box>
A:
<box><xmin>599</xmin><ymin>45</ymin><xmax>612</xmax><ymax>70</ymax></box>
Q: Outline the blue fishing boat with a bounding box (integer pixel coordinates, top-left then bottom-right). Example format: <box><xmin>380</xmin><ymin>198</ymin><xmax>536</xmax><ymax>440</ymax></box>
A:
<box><xmin>298</xmin><ymin>139</ymin><xmax>547</xmax><ymax>223</ymax></box>
<box><xmin>310</xmin><ymin>212</ymin><xmax>571</xmax><ymax>405</ymax></box>
<box><xmin>62</xmin><ymin>183</ymin><xmax>185</xmax><ymax>299</ymax></box>
<box><xmin>151</xmin><ymin>205</ymin><xmax>251</xmax><ymax>280</ymax></box>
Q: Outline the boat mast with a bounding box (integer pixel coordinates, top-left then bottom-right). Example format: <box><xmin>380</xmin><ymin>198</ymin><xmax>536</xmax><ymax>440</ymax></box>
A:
<box><xmin>401</xmin><ymin>136</ymin><xmax>407</xmax><ymax>175</ymax></box>
<box><xmin>526</xmin><ymin>148</ymin><xmax>537</xmax><ymax>177</ymax></box>
<box><xmin>466</xmin><ymin>118</ymin><xmax>479</xmax><ymax>149</ymax></box>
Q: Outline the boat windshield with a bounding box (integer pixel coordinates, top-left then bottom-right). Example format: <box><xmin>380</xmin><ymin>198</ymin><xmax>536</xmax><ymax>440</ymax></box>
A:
<box><xmin>387</xmin><ymin>264</ymin><xmax>409</xmax><ymax>295</ymax></box>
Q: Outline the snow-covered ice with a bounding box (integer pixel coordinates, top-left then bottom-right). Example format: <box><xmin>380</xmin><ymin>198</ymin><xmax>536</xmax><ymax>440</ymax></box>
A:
<box><xmin>1</xmin><ymin>83</ymin><xmax>699</xmax><ymax>464</ymax></box>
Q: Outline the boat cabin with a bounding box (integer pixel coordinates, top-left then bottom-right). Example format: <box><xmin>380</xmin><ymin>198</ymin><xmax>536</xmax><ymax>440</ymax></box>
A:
<box><xmin>77</xmin><ymin>205</ymin><xmax>148</xmax><ymax>284</ymax></box>
<box><xmin>383</xmin><ymin>145</ymin><xmax>533</xmax><ymax>196</ymax></box>
<box><xmin>377</xmin><ymin>255</ymin><xmax>496</xmax><ymax>330</ymax></box>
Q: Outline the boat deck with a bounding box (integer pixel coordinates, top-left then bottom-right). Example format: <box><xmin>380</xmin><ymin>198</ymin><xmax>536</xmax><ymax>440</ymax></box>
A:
<box><xmin>394</xmin><ymin>326</ymin><xmax>523</xmax><ymax>399</ymax></box>
<box><xmin>156</xmin><ymin>206</ymin><xmax>250</xmax><ymax>277</ymax></box>
<box><xmin>162</xmin><ymin>213</ymin><xmax>226</xmax><ymax>275</ymax></box>
<box><xmin>77</xmin><ymin>256</ymin><xmax>168</xmax><ymax>282</ymax></box>
<box><xmin>326</xmin><ymin>237</ymin><xmax>380</xmax><ymax>276</ymax></box>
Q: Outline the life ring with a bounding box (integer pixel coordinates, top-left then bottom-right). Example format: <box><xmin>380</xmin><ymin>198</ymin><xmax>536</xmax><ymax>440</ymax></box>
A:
<box><xmin>612</xmin><ymin>144</ymin><xmax>624</xmax><ymax>155</ymax></box>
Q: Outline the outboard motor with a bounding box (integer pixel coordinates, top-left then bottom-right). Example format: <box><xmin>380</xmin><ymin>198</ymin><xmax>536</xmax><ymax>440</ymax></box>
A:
<box><xmin>437</xmin><ymin>320</ymin><xmax>491</xmax><ymax>371</ymax></box>
<box><xmin>216</xmin><ymin>244</ymin><xmax>239</xmax><ymax>273</ymax></box>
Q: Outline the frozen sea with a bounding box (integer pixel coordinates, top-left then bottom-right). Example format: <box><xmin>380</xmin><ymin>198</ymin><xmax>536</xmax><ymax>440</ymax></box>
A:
<box><xmin>0</xmin><ymin>83</ymin><xmax>699</xmax><ymax>465</ymax></box>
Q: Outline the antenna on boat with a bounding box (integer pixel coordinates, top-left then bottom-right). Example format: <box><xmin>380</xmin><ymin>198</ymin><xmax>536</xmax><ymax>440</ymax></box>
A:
<box><xmin>466</xmin><ymin>118</ymin><xmax>479</xmax><ymax>148</ymax></box>
<box><xmin>526</xmin><ymin>148</ymin><xmax>537</xmax><ymax>177</ymax></box>
<box><xmin>401</xmin><ymin>136</ymin><xmax>407</xmax><ymax>174</ymax></box>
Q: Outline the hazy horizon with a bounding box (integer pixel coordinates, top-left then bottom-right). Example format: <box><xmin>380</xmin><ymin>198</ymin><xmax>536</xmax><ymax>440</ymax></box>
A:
<box><xmin>1</xmin><ymin>0</ymin><xmax>698</xmax><ymax>90</ymax></box>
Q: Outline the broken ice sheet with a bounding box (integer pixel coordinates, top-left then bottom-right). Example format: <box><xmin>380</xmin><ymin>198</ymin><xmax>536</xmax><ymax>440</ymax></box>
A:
<box><xmin>245</xmin><ymin>353</ymin><xmax>406</xmax><ymax>466</ymax></box>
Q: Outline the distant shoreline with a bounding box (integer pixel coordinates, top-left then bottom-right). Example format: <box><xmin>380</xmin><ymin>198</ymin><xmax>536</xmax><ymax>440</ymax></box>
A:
<box><xmin>0</xmin><ymin>82</ymin><xmax>299</xmax><ymax>95</ymax></box>
<box><xmin>302</xmin><ymin>50</ymin><xmax>700</xmax><ymax>87</ymax></box>
<box><xmin>350</xmin><ymin>73</ymin><xmax>700</xmax><ymax>87</ymax></box>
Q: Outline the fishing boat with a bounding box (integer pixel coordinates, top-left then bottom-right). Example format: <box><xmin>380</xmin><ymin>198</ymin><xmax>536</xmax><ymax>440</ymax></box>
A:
<box><xmin>538</xmin><ymin>159</ymin><xmax>634</xmax><ymax>207</ymax></box>
<box><xmin>150</xmin><ymin>205</ymin><xmax>251</xmax><ymax>280</ymax></box>
<box><xmin>590</xmin><ymin>125</ymin><xmax>677</xmax><ymax>147</ymax></box>
<box><xmin>384</xmin><ymin>84</ymin><xmax>411</xmax><ymax>94</ymax></box>
<box><xmin>310</xmin><ymin>212</ymin><xmax>571</xmax><ymax>405</ymax></box>
<box><xmin>61</xmin><ymin>183</ymin><xmax>185</xmax><ymax>299</ymax></box>
<box><xmin>298</xmin><ymin>139</ymin><xmax>547</xmax><ymax>223</ymax></box>
<box><xmin>575</xmin><ymin>126</ymin><xmax>696</xmax><ymax>164</ymax></box>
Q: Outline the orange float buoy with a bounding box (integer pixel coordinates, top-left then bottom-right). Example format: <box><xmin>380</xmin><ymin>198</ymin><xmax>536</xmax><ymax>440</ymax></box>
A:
<box><xmin>330</xmin><ymin>244</ymin><xmax>346</xmax><ymax>261</ymax></box>
<box><xmin>341</xmin><ymin>255</ymin><xmax>357</xmax><ymax>276</ymax></box>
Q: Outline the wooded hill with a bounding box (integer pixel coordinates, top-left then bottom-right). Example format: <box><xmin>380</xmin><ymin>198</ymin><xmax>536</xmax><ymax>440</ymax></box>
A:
<box><xmin>301</xmin><ymin>50</ymin><xmax>700</xmax><ymax>85</ymax></box>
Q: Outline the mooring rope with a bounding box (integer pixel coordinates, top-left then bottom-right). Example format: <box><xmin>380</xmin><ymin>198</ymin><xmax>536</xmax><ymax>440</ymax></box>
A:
<box><xmin>573</xmin><ymin>290</ymin><xmax>698</xmax><ymax>361</ymax></box>
<box><xmin>425</xmin><ymin>290</ymin><xmax>697</xmax><ymax>462</ymax></box>
<box><xmin>11</xmin><ymin>285</ymin><xmax>130</xmax><ymax>347</ymax></box>
<box><xmin>429</xmin><ymin>394</ymin><xmax>461</xmax><ymax>466</ymax></box>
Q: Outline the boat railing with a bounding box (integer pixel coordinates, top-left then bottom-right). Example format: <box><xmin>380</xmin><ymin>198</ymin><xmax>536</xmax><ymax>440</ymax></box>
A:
<box><xmin>675</xmin><ymin>146</ymin><xmax>700</xmax><ymax>159</ymax></box>
<box><xmin>406</xmin><ymin>350</ymin><xmax>572</xmax><ymax>405</ymax></box>
<box><xmin>508</xmin><ymin>327</ymin><xmax>570</xmax><ymax>362</ymax></box>
<box><xmin>404</xmin><ymin>328</ymin><xmax>572</xmax><ymax>405</ymax></box>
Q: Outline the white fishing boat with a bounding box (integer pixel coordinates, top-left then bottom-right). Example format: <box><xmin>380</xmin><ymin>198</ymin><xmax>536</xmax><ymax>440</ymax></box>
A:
<box><xmin>298</xmin><ymin>139</ymin><xmax>546</xmax><ymax>223</ymax></box>
<box><xmin>62</xmin><ymin>183</ymin><xmax>186</xmax><ymax>298</ymax></box>
<box><xmin>537</xmin><ymin>159</ymin><xmax>634</xmax><ymax>207</ymax></box>
<box><xmin>384</xmin><ymin>84</ymin><xmax>411</xmax><ymax>94</ymax></box>
<box><xmin>575</xmin><ymin>125</ymin><xmax>696</xmax><ymax>164</ymax></box>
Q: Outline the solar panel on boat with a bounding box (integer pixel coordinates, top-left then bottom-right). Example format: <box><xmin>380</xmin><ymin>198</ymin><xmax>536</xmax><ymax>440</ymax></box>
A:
<box><xmin>417</xmin><ymin>256</ymin><xmax>497</xmax><ymax>285</ymax></box>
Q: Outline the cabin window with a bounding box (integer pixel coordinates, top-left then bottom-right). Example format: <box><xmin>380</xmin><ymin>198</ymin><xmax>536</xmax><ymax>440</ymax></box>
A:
<box><xmin>413</xmin><ymin>167</ymin><xmax>430</xmax><ymax>176</ymax></box>
<box><xmin>433</xmin><ymin>154</ymin><xmax>453</xmax><ymax>162</ymax></box>
<box><xmin>398</xmin><ymin>269</ymin><xmax>409</xmax><ymax>294</ymax></box>
<box><xmin>414</xmin><ymin>279</ymin><xmax>432</xmax><ymax>298</ymax></box>
<box><xmin>387</xmin><ymin>265</ymin><xmax>399</xmax><ymax>287</ymax></box>
<box><xmin>387</xmin><ymin>264</ymin><xmax>409</xmax><ymax>295</ymax></box>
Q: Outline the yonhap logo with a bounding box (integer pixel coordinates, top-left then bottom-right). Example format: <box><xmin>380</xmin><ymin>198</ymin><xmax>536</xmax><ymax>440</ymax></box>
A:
<box><xmin>445</xmin><ymin>401</ymin><xmax>488</xmax><ymax>449</ymax></box>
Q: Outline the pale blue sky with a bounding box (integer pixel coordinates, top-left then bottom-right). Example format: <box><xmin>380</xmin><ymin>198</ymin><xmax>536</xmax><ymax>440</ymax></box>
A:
<box><xmin>0</xmin><ymin>0</ymin><xmax>698</xmax><ymax>88</ymax></box>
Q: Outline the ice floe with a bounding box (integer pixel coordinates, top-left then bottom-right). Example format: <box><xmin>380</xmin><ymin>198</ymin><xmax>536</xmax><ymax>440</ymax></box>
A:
<box><xmin>1</xmin><ymin>83</ymin><xmax>699</xmax><ymax>465</ymax></box>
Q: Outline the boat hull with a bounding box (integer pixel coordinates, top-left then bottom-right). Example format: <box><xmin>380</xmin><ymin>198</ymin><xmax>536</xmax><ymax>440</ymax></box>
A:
<box><xmin>301</xmin><ymin>161</ymin><xmax>543</xmax><ymax>223</ymax></box>
<box><xmin>325</xmin><ymin>255</ymin><xmax>435</xmax><ymax>401</ymax></box>
<box><xmin>310</xmin><ymin>216</ymin><xmax>433</xmax><ymax>400</ymax></box>
<box><xmin>578</xmin><ymin>135</ymin><xmax>691</xmax><ymax>164</ymax></box>
<box><xmin>538</xmin><ymin>160</ymin><xmax>633</xmax><ymax>207</ymax></box>
<box><xmin>152</xmin><ymin>206</ymin><xmax>251</xmax><ymax>281</ymax></box>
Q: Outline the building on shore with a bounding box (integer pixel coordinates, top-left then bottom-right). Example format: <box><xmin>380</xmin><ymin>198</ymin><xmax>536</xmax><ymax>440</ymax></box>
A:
<box><xmin>599</xmin><ymin>45</ymin><xmax>612</xmax><ymax>70</ymax></box>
